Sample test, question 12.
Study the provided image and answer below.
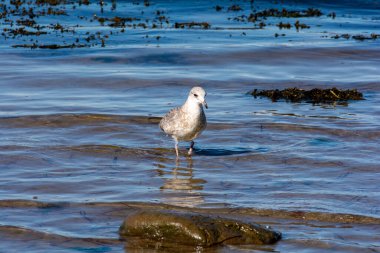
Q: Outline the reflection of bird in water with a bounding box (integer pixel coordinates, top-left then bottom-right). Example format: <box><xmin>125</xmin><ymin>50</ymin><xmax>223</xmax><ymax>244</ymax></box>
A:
<box><xmin>159</xmin><ymin>86</ymin><xmax>208</xmax><ymax>157</ymax></box>
<box><xmin>159</xmin><ymin>157</ymin><xmax>206</xmax><ymax>208</ymax></box>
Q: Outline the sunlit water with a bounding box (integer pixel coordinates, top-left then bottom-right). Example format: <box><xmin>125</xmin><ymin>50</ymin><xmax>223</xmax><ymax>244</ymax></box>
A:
<box><xmin>0</xmin><ymin>0</ymin><xmax>380</xmax><ymax>252</ymax></box>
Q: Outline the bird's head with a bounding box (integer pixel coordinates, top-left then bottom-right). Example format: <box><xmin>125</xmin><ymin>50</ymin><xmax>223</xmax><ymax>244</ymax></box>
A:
<box><xmin>189</xmin><ymin>86</ymin><xmax>208</xmax><ymax>109</ymax></box>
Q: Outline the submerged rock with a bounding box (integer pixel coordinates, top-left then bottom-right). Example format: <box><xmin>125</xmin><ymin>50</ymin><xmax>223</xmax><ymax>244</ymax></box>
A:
<box><xmin>251</xmin><ymin>87</ymin><xmax>364</xmax><ymax>103</ymax></box>
<box><xmin>119</xmin><ymin>211</ymin><xmax>281</xmax><ymax>247</ymax></box>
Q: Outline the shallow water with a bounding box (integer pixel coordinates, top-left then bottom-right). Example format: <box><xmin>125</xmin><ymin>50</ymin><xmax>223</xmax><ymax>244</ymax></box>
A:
<box><xmin>1</xmin><ymin>0</ymin><xmax>380</xmax><ymax>252</ymax></box>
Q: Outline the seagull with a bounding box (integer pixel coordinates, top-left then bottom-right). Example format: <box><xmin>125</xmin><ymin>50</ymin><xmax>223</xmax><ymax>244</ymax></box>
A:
<box><xmin>159</xmin><ymin>86</ymin><xmax>208</xmax><ymax>157</ymax></box>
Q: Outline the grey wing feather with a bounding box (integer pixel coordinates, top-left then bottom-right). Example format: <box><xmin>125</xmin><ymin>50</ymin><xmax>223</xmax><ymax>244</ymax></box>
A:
<box><xmin>159</xmin><ymin>107</ymin><xmax>182</xmax><ymax>135</ymax></box>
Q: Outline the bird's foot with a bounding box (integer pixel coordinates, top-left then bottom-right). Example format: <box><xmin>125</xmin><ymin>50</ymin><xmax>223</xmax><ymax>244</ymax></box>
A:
<box><xmin>187</xmin><ymin>141</ymin><xmax>195</xmax><ymax>155</ymax></box>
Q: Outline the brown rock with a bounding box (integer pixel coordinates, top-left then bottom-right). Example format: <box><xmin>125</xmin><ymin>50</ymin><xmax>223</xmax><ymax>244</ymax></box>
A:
<box><xmin>119</xmin><ymin>211</ymin><xmax>281</xmax><ymax>246</ymax></box>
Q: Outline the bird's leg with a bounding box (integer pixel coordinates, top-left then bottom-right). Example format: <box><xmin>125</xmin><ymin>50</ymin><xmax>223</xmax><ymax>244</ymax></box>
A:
<box><xmin>174</xmin><ymin>138</ymin><xmax>179</xmax><ymax>157</ymax></box>
<box><xmin>188</xmin><ymin>141</ymin><xmax>195</xmax><ymax>155</ymax></box>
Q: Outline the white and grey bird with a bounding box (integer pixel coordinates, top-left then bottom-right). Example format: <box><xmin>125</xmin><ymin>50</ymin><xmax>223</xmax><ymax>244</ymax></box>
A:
<box><xmin>159</xmin><ymin>86</ymin><xmax>208</xmax><ymax>157</ymax></box>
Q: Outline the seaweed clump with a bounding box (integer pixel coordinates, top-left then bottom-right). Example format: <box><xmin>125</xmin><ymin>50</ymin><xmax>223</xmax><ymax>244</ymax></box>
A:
<box><xmin>332</xmin><ymin>33</ymin><xmax>380</xmax><ymax>41</ymax></box>
<box><xmin>251</xmin><ymin>87</ymin><xmax>364</xmax><ymax>103</ymax></box>
<box><xmin>12</xmin><ymin>43</ymin><xmax>87</xmax><ymax>49</ymax></box>
<box><xmin>228</xmin><ymin>4</ymin><xmax>242</xmax><ymax>12</ymax></box>
<box><xmin>247</xmin><ymin>7</ymin><xmax>322</xmax><ymax>22</ymax></box>
<box><xmin>174</xmin><ymin>22</ymin><xmax>210</xmax><ymax>29</ymax></box>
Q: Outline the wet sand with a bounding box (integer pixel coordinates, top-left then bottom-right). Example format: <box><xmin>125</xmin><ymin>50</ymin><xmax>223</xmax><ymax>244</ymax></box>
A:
<box><xmin>1</xmin><ymin>0</ymin><xmax>380</xmax><ymax>252</ymax></box>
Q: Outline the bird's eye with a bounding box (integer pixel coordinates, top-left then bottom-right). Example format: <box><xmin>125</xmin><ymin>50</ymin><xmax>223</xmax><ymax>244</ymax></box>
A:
<box><xmin>194</xmin><ymin>94</ymin><xmax>198</xmax><ymax>97</ymax></box>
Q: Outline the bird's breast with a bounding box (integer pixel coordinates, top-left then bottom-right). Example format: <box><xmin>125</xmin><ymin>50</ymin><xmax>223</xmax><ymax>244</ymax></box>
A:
<box><xmin>177</xmin><ymin>109</ymin><xmax>206</xmax><ymax>140</ymax></box>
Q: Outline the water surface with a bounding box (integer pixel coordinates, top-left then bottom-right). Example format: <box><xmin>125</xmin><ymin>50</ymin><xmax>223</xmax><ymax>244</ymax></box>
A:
<box><xmin>0</xmin><ymin>0</ymin><xmax>380</xmax><ymax>252</ymax></box>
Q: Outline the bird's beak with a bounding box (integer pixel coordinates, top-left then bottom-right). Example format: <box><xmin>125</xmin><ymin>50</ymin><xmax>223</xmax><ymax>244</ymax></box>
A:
<box><xmin>203</xmin><ymin>101</ymin><xmax>208</xmax><ymax>109</ymax></box>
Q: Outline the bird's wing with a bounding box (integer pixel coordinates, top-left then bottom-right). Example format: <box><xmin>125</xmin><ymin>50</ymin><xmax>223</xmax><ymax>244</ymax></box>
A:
<box><xmin>160</xmin><ymin>107</ymin><xmax>180</xmax><ymax>132</ymax></box>
<box><xmin>159</xmin><ymin>107</ymin><xmax>183</xmax><ymax>135</ymax></box>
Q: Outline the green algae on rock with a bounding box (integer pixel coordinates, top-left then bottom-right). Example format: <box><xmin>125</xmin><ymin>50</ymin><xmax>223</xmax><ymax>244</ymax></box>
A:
<box><xmin>251</xmin><ymin>87</ymin><xmax>364</xmax><ymax>103</ymax></box>
<box><xmin>119</xmin><ymin>211</ymin><xmax>281</xmax><ymax>247</ymax></box>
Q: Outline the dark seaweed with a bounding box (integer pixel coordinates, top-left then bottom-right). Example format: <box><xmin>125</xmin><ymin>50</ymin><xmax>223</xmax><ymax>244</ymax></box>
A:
<box><xmin>12</xmin><ymin>43</ymin><xmax>87</xmax><ymax>49</ymax></box>
<box><xmin>174</xmin><ymin>22</ymin><xmax>210</xmax><ymax>29</ymax></box>
<box><xmin>251</xmin><ymin>87</ymin><xmax>364</xmax><ymax>103</ymax></box>
<box><xmin>0</xmin><ymin>0</ymin><xmax>377</xmax><ymax>49</ymax></box>
<box><xmin>332</xmin><ymin>33</ymin><xmax>380</xmax><ymax>41</ymax></box>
